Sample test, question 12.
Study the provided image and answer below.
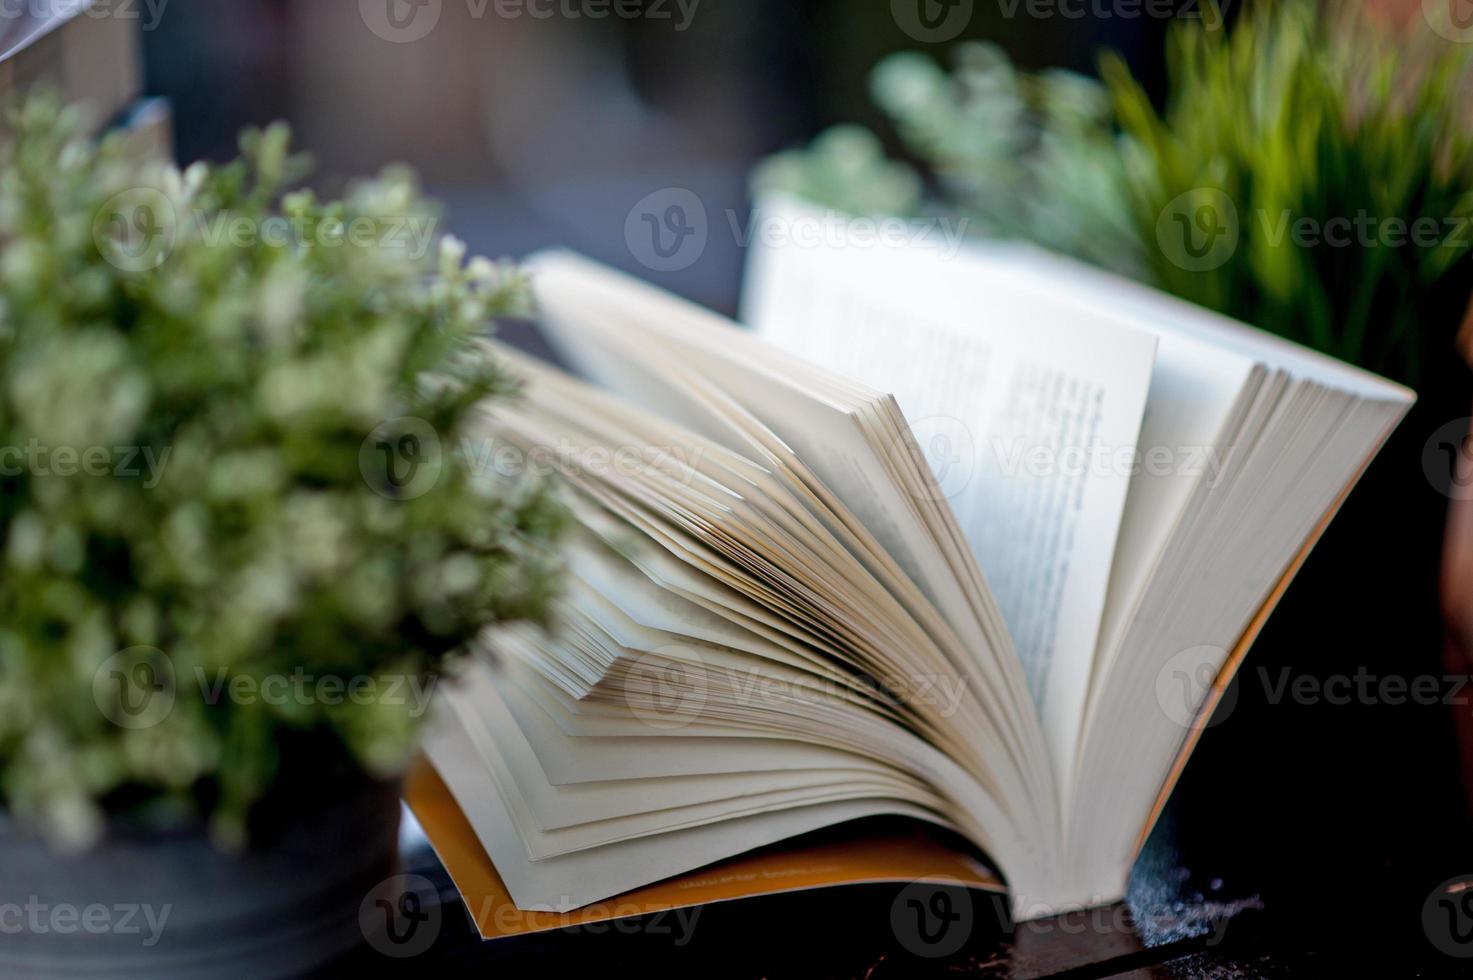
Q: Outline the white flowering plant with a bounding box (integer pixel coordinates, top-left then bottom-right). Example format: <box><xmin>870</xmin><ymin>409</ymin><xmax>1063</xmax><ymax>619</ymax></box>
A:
<box><xmin>0</xmin><ymin>94</ymin><xmax>564</xmax><ymax>849</ymax></box>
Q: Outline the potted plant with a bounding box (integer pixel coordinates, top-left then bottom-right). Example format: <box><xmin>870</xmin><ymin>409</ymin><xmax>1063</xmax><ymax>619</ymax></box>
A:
<box><xmin>0</xmin><ymin>94</ymin><xmax>564</xmax><ymax>977</ymax></box>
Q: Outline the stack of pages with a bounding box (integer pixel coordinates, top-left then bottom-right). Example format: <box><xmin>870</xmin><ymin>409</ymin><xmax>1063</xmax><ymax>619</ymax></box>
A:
<box><xmin>419</xmin><ymin>199</ymin><xmax>1413</xmax><ymax>925</ymax></box>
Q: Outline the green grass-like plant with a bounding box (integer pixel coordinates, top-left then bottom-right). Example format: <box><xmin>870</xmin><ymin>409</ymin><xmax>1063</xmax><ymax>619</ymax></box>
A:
<box><xmin>756</xmin><ymin>0</ymin><xmax>1473</xmax><ymax>386</ymax></box>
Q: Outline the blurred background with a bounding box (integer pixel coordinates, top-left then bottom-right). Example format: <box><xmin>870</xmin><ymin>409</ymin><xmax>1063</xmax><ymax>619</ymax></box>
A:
<box><xmin>140</xmin><ymin>0</ymin><xmax>1199</xmax><ymax>314</ymax></box>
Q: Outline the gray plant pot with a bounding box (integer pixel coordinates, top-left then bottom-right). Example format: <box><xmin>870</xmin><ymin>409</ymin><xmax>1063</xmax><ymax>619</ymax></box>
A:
<box><xmin>0</xmin><ymin>776</ymin><xmax>402</xmax><ymax>979</ymax></box>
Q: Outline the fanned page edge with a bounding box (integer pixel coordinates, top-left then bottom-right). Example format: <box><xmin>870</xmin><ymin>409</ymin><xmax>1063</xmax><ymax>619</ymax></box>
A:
<box><xmin>406</xmin><ymin>460</ymin><xmax>1387</xmax><ymax>934</ymax></box>
<box><xmin>404</xmin><ymin>761</ymin><xmax>1004</xmax><ymax>941</ymax></box>
<box><xmin>1131</xmin><ymin>407</ymin><xmax>1408</xmax><ymax>857</ymax></box>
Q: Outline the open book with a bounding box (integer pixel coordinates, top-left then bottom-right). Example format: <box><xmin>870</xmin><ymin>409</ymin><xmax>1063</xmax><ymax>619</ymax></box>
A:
<box><xmin>417</xmin><ymin>199</ymin><xmax>1413</xmax><ymax>925</ymax></box>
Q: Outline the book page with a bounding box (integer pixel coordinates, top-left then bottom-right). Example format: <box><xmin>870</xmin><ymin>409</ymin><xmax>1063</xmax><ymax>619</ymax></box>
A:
<box><xmin>1087</xmin><ymin>333</ymin><xmax>1256</xmax><ymax>698</ymax></box>
<box><xmin>424</xmin><ymin>713</ymin><xmax>946</xmax><ymax>912</ymax></box>
<box><xmin>742</xmin><ymin>198</ymin><xmax>1157</xmax><ymax>780</ymax></box>
<box><xmin>405</xmin><ymin>760</ymin><xmax>1003</xmax><ymax>943</ymax></box>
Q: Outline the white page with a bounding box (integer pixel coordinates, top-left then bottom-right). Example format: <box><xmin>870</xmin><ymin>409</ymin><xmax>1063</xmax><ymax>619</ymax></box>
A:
<box><xmin>523</xmin><ymin>255</ymin><xmax>1040</xmax><ymax>743</ymax></box>
<box><xmin>980</xmin><ymin>242</ymin><xmax>1413</xmax><ymax>403</ymax></box>
<box><xmin>743</xmin><ymin>198</ymin><xmax>1157</xmax><ymax>779</ymax></box>
<box><xmin>426</xmin><ymin>716</ymin><xmax>945</xmax><ymax>912</ymax></box>
<box><xmin>1087</xmin><ymin>333</ymin><xmax>1256</xmax><ymax>689</ymax></box>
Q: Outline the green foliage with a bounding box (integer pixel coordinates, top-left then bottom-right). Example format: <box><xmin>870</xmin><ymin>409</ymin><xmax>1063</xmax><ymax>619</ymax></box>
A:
<box><xmin>756</xmin><ymin>1</ymin><xmax>1473</xmax><ymax>386</ymax></box>
<box><xmin>0</xmin><ymin>95</ymin><xmax>564</xmax><ymax>849</ymax></box>
<box><xmin>870</xmin><ymin>43</ymin><xmax>1145</xmax><ymax>280</ymax></box>
<box><xmin>751</xmin><ymin>124</ymin><xmax>923</xmax><ymax>219</ymax></box>
<box><xmin>752</xmin><ymin>44</ymin><xmax>1143</xmax><ymax>277</ymax></box>
<box><xmin>1103</xmin><ymin>0</ymin><xmax>1473</xmax><ymax>381</ymax></box>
